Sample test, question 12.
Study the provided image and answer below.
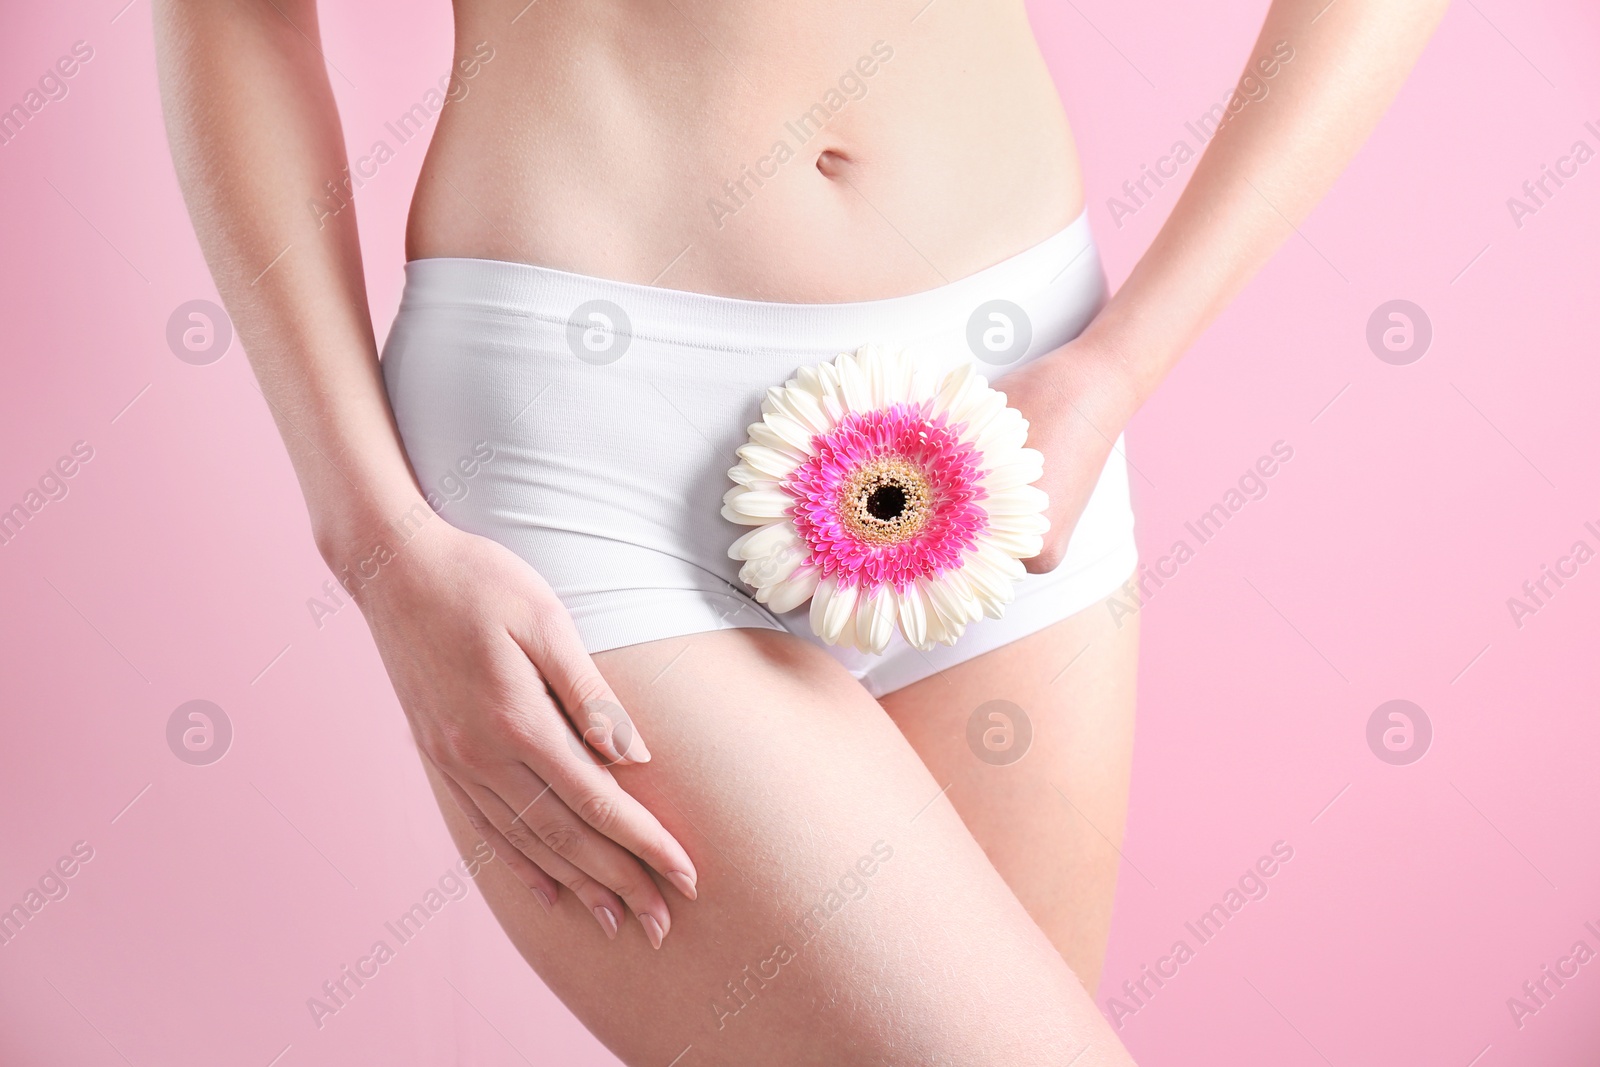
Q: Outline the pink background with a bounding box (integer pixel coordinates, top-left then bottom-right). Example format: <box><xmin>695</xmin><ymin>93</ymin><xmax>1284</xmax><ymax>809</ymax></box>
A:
<box><xmin>2</xmin><ymin>1</ymin><xmax>1597</xmax><ymax>1064</ymax></box>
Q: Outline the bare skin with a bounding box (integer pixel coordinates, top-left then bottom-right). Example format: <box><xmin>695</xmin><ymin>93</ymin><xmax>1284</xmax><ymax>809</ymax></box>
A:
<box><xmin>154</xmin><ymin>0</ymin><xmax>1448</xmax><ymax>1061</ymax></box>
<box><xmin>424</xmin><ymin>625</ymin><xmax>1130</xmax><ymax>1065</ymax></box>
<box><xmin>408</xmin><ymin>0</ymin><xmax>1082</xmax><ymax>301</ymax></box>
<box><xmin>881</xmin><ymin>589</ymin><xmax>1140</xmax><ymax>995</ymax></box>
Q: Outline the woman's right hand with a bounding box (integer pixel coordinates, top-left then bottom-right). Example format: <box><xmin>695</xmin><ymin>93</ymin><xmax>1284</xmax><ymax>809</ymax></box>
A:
<box><xmin>335</xmin><ymin>505</ymin><xmax>698</xmax><ymax>949</ymax></box>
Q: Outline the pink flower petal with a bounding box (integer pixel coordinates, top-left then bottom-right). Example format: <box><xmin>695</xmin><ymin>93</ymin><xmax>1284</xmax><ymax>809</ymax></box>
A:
<box><xmin>784</xmin><ymin>402</ymin><xmax>990</xmax><ymax>593</ymax></box>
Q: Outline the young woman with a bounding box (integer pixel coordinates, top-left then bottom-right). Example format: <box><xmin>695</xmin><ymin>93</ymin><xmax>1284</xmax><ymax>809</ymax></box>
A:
<box><xmin>155</xmin><ymin>1</ymin><xmax>1446</xmax><ymax>1062</ymax></box>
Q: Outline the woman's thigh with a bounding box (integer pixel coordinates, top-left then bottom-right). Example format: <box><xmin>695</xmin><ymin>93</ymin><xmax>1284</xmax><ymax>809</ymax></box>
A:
<box><xmin>879</xmin><ymin>594</ymin><xmax>1140</xmax><ymax>993</ymax></box>
<box><xmin>420</xmin><ymin>627</ymin><xmax>1134</xmax><ymax>1067</ymax></box>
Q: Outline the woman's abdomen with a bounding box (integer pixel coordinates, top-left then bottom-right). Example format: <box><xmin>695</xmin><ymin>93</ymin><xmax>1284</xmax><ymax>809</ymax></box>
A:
<box><xmin>406</xmin><ymin>0</ymin><xmax>1082</xmax><ymax>303</ymax></box>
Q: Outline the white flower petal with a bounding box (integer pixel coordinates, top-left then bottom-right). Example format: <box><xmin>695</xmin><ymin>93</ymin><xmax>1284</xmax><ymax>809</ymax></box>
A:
<box><xmin>763</xmin><ymin>385</ymin><xmax>832</xmax><ymax>437</ymax></box>
<box><xmin>923</xmin><ymin>617</ymin><xmax>959</xmax><ymax>648</ymax></box>
<box><xmin>741</xmin><ymin>552</ymin><xmax>802</xmax><ymax>589</ymax></box>
<box><xmin>970</xmin><ymin>404</ymin><xmax>1025</xmax><ymax>447</ymax></box>
<box><xmin>763</xmin><ymin>565</ymin><xmax>820</xmax><ymax>613</ymax></box>
<box><xmin>934</xmin><ymin>362</ymin><xmax>1000</xmax><ymax>427</ymax></box>
<box><xmin>875</xmin><ymin>349</ymin><xmax>899</xmax><ymax>409</ymax></box>
<box><xmin>747</xmin><ymin>421</ymin><xmax>809</xmax><ymax>459</ymax></box>
<box><xmin>897</xmin><ymin>583</ymin><xmax>929</xmax><ymax>649</ymax></box>
<box><xmin>835</xmin><ymin>608</ymin><xmax>859</xmax><ymax>650</ymax></box>
<box><xmin>982</xmin><ymin>527</ymin><xmax>1046</xmax><ymax>558</ymax></box>
<box><xmin>924</xmin><ymin>571</ymin><xmax>981</xmax><ymax>627</ymax></box>
<box><xmin>905</xmin><ymin>351</ymin><xmax>945</xmax><ymax>405</ymax></box>
<box><xmin>979</xmin><ymin>451</ymin><xmax>1045</xmax><ymax>491</ymax></box>
<box><xmin>810</xmin><ymin>576</ymin><xmax>859</xmax><ymax>645</ymax></box>
<box><xmin>918</xmin><ymin>577</ymin><xmax>969</xmax><ymax>646</ymax></box>
<box><xmin>987</xmin><ymin>511</ymin><xmax>1052</xmax><ymax>536</ymax></box>
<box><xmin>721</xmin><ymin>486</ymin><xmax>791</xmax><ymax>523</ymax></box>
<box><xmin>951</xmin><ymin>389</ymin><xmax>1007</xmax><ymax>440</ymax></box>
<box><xmin>934</xmin><ymin>361</ymin><xmax>978</xmax><ymax>407</ymax></box>
<box><xmin>736</xmin><ymin>443</ymin><xmax>802</xmax><ymax>479</ymax></box>
<box><xmin>808</xmin><ymin>574</ymin><xmax>838</xmax><ymax>635</ymax></box>
<box><xmin>984</xmin><ymin>485</ymin><xmax>1050</xmax><ymax>516</ymax></box>
<box><xmin>883</xmin><ymin>346</ymin><xmax>918</xmax><ymax>406</ymax></box>
<box><xmin>961</xmin><ymin>549</ymin><xmax>1017</xmax><ymax>619</ymax></box>
<box><xmin>825</xmin><ymin>581</ymin><xmax>861</xmax><ymax>644</ymax></box>
<box><xmin>727</xmin><ymin>465</ymin><xmax>779</xmax><ymax>489</ymax></box>
<box><xmin>729</xmin><ymin>521</ymin><xmax>799</xmax><ymax>561</ymax></box>
<box><xmin>976</xmin><ymin>544</ymin><xmax>1027</xmax><ymax>581</ymax></box>
<box><xmin>784</xmin><ymin>387</ymin><xmax>833</xmax><ymax>435</ymax></box>
<box><xmin>853</xmin><ymin>344</ymin><xmax>883</xmax><ymax>408</ymax></box>
<box><xmin>825</xmin><ymin>364</ymin><xmax>852</xmax><ymax>419</ymax></box>
<box><xmin>856</xmin><ymin>587</ymin><xmax>897</xmax><ymax>655</ymax></box>
<box><xmin>837</xmin><ymin>352</ymin><xmax>873</xmax><ymax>413</ymax></box>
<box><xmin>865</xmin><ymin>343</ymin><xmax>918</xmax><ymax>409</ymax></box>
<box><xmin>762</xmin><ymin>411</ymin><xmax>814</xmax><ymax>453</ymax></box>
<box><xmin>793</xmin><ymin>364</ymin><xmax>828</xmax><ymax>401</ymax></box>
<box><xmin>727</xmin><ymin>345</ymin><xmax>1053</xmax><ymax>648</ymax></box>
<box><xmin>975</xmin><ymin>420</ymin><xmax>1030</xmax><ymax>456</ymax></box>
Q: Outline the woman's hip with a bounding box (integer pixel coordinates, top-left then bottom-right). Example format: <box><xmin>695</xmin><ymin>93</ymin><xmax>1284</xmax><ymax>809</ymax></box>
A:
<box><xmin>379</xmin><ymin>209</ymin><xmax>1128</xmax><ymax>651</ymax></box>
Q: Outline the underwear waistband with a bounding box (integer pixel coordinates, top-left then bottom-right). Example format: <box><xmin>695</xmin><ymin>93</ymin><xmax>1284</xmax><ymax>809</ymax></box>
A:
<box><xmin>396</xmin><ymin>209</ymin><xmax>1099</xmax><ymax>356</ymax></box>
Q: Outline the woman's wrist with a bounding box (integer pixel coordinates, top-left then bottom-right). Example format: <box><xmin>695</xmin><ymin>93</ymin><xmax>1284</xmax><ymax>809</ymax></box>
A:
<box><xmin>1030</xmin><ymin>329</ymin><xmax>1149</xmax><ymax>437</ymax></box>
<box><xmin>310</xmin><ymin>484</ymin><xmax>437</xmax><ymax>574</ymax></box>
<box><xmin>1077</xmin><ymin>296</ymin><xmax>1185</xmax><ymax>408</ymax></box>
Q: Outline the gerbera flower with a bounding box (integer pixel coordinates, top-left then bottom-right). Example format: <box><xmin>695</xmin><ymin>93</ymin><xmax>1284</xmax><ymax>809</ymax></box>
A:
<box><xmin>721</xmin><ymin>344</ymin><xmax>1049</xmax><ymax>654</ymax></box>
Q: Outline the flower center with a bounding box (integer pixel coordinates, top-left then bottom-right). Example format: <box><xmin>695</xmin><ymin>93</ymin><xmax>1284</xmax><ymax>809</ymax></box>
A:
<box><xmin>866</xmin><ymin>484</ymin><xmax>906</xmax><ymax>521</ymax></box>
<box><xmin>840</xmin><ymin>456</ymin><xmax>930</xmax><ymax>547</ymax></box>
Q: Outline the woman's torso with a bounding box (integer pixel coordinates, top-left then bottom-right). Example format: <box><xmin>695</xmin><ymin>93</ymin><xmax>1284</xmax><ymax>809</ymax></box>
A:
<box><xmin>406</xmin><ymin>0</ymin><xmax>1083</xmax><ymax>302</ymax></box>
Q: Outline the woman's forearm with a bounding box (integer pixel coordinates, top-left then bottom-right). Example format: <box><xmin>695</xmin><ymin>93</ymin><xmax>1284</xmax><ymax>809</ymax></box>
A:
<box><xmin>1076</xmin><ymin>0</ymin><xmax>1451</xmax><ymax>407</ymax></box>
<box><xmin>154</xmin><ymin>0</ymin><xmax>423</xmax><ymax>562</ymax></box>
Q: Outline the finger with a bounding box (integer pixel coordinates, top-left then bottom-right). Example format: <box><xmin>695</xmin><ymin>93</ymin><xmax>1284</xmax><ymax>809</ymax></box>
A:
<box><xmin>517</xmin><ymin>716</ymin><xmax>699</xmax><ymax>900</ymax></box>
<box><xmin>511</xmin><ymin>614</ymin><xmax>651</xmax><ymax>766</ymax></box>
<box><xmin>564</xmin><ymin>696</ymin><xmax>651</xmax><ymax>770</ymax></box>
<box><xmin>464</xmin><ymin>776</ymin><xmax>665</xmax><ymax>946</ymax></box>
<box><xmin>435</xmin><ymin>766</ymin><xmax>559</xmax><ymax>914</ymax></box>
<box><xmin>478</xmin><ymin>762</ymin><xmax>675</xmax><ymax>948</ymax></box>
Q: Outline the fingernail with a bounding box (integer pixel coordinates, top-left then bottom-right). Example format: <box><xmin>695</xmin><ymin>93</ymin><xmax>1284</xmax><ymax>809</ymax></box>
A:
<box><xmin>533</xmin><ymin>888</ymin><xmax>553</xmax><ymax>914</ymax></box>
<box><xmin>625</xmin><ymin>731</ymin><xmax>652</xmax><ymax>764</ymax></box>
<box><xmin>593</xmin><ymin>905</ymin><xmax>619</xmax><ymax>939</ymax></box>
<box><xmin>664</xmin><ymin>869</ymin><xmax>698</xmax><ymax>901</ymax></box>
<box><xmin>640</xmin><ymin>913</ymin><xmax>665</xmax><ymax>950</ymax></box>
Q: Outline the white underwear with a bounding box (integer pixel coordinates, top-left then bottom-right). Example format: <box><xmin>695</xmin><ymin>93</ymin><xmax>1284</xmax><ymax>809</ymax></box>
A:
<box><xmin>381</xmin><ymin>210</ymin><xmax>1136</xmax><ymax>697</ymax></box>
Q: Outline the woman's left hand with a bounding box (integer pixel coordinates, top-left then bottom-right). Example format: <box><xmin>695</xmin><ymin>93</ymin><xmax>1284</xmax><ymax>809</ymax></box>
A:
<box><xmin>992</xmin><ymin>337</ymin><xmax>1142</xmax><ymax>574</ymax></box>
